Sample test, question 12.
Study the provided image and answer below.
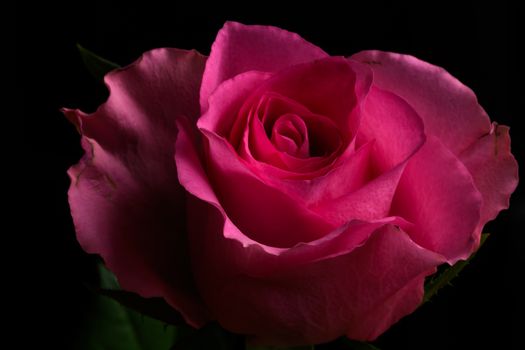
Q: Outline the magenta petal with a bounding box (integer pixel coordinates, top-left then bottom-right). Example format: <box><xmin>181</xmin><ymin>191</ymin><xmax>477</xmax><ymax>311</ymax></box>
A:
<box><xmin>358</xmin><ymin>86</ymin><xmax>425</xmax><ymax>170</ymax></box>
<box><xmin>240</xmin><ymin>92</ymin><xmax>341</xmax><ymax>176</ymax></box>
<box><xmin>351</xmin><ymin>51</ymin><xmax>491</xmax><ymax>154</ymax></box>
<box><xmin>187</xmin><ymin>204</ymin><xmax>444</xmax><ymax>345</ymax></box>
<box><xmin>176</xmin><ymin>119</ymin><xmax>289</xmax><ymax>256</ymax></box>
<box><xmin>271</xmin><ymin>114</ymin><xmax>310</xmax><ymax>158</ymax></box>
<box><xmin>198</xmin><ymin>70</ymin><xmax>272</xmax><ymax>138</ymax></box>
<box><xmin>391</xmin><ymin>137</ymin><xmax>483</xmax><ymax>263</ymax></box>
<box><xmin>63</xmin><ymin>48</ymin><xmax>210</xmax><ymax>325</ymax></box>
<box><xmin>312</xmin><ymin>162</ymin><xmax>406</xmax><ymax>225</ymax></box>
<box><xmin>177</xmin><ymin>122</ymin><xmax>443</xmax><ymax>343</ymax></box>
<box><xmin>460</xmin><ymin>124</ymin><xmax>519</xmax><ymax>232</ymax></box>
<box><xmin>262</xmin><ymin>57</ymin><xmax>370</xmax><ymax>131</ymax></box>
<box><xmin>200</xmin><ymin>21</ymin><xmax>327</xmax><ymax>113</ymax></box>
<box><xmin>201</xmin><ymin>129</ymin><xmax>335</xmax><ymax>248</ymax></box>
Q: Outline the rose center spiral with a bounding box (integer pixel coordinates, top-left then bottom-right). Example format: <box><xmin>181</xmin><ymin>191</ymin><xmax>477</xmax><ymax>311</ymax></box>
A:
<box><xmin>270</xmin><ymin>113</ymin><xmax>309</xmax><ymax>158</ymax></box>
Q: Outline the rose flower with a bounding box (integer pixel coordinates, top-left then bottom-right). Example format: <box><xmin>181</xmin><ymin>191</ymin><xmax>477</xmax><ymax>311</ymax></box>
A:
<box><xmin>64</xmin><ymin>22</ymin><xmax>518</xmax><ymax>346</ymax></box>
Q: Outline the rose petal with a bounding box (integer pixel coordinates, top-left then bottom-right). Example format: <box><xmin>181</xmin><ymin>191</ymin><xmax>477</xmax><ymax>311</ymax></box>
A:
<box><xmin>176</xmin><ymin>118</ymin><xmax>288</xmax><ymax>256</ymax></box>
<box><xmin>358</xmin><ymin>86</ymin><xmax>426</xmax><ymax>170</ymax></box>
<box><xmin>186</xmin><ymin>201</ymin><xmax>445</xmax><ymax>345</ymax></box>
<box><xmin>63</xmin><ymin>48</ymin><xmax>210</xmax><ymax>325</ymax></box>
<box><xmin>177</xmin><ymin>123</ymin><xmax>442</xmax><ymax>344</ymax></box>
<box><xmin>238</xmin><ymin>93</ymin><xmax>340</xmax><ymax>177</ymax></box>
<box><xmin>391</xmin><ymin>136</ymin><xmax>483</xmax><ymax>263</ymax></box>
<box><xmin>198</xmin><ymin>73</ymin><xmax>339</xmax><ymax>243</ymax></box>
<box><xmin>271</xmin><ymin>114</ymin><xmax>309</xmax><ymax>157</ymax></box>
<box><xmin>246</xmin><ymin>103</ymin><xmax>342</xmax><ymax>172</ymax></box>
<box><xmin>459</xmin><ymin>123</ymin><xmax>519</xmax><ymax>235</ymax></box>
<box><xmin>311</xmin><ymin>162</ymin><xmax>406</xmax><ymax>225</ymax></box>
<box><xmin>178</xmin><ymin>120</ymin><xmax>395</xmax><ymax>259</ymax></box>
<box><xmin>200</xmin><ymin>21</ymin><xmax>328</xmax><ymax>113</ymax></box>
<box><xmin>350</xmin><ymin>51</ymin><xmax>492</xmax><ymax>154</ymax></box>
<box><xmin>261</xmin><ymin>57</ymin><xmax>371</xmax><ymax>133</ymax></box>
<box><xmin>202</xmin><ymin>129</ymin><xmax>335</xmax><ymax>248</ymax></box>
<box><xmin>198</xmin><ymin>70</ymin><xmax>272</xmax><ymax>138</ymax></box>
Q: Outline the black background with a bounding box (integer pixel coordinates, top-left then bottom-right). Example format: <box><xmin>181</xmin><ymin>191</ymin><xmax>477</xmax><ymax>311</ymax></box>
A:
<box><xmin>18</xmin><ymin>1</ymin><xmax>523</xmax><ymax>349</ymax></box>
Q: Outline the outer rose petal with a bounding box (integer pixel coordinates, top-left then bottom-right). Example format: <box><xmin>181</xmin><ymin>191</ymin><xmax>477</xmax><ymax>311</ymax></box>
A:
<box><xmin>391</xmin><ymin>137</ymin><xmax>483</xmax><ymax>263</ymax></box>
<box><xmin>186</xmin><ymin>197</ymin><xmax>445</xmax><ymax>345</ymax></box>
<box><xmin>352</xmin><ymin>51</ymin><xmax>518</xmax><ymax>252</ymax></box>
<box><xmin>200</xmin><ymin>21</ymin><xmax>328</xmax><ymax>113</ymax></box>
<box><xmin>351</xmin><ymin>50</ymin><xmax>491</xmax><ymax>155</ymax></box>
<box><xmin>459</xmin><ymin>124</ymin><xmax>519</xmax><ymax>233</ymax></box>
<box><xmin>63</xmin><ymin>48</ymin><xmax>210</xmax><ymax>325</ymax></box>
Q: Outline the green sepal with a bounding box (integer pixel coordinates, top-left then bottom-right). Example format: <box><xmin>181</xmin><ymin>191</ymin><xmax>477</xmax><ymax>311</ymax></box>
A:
<box><xmin>88</xmin><ymin>263</ymin><xmax>186</xmax><ymax>326</ymax></box>
<box><xmin>77</xmin><ymin>264</ymin><xmax>178</xmax><ymax>350</ymax></box>
<box><xmin>77</xmin><ymin>44</ymin><xmax>120</xmax><ymax>81</ymax></box>
<box><xmin>423</xmin><ymin>233</ymin><xmax>490</xmax><ymax>303</ymax></box>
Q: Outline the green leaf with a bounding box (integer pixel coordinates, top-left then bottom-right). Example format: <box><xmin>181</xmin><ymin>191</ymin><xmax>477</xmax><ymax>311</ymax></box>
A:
<box><xmin>96</xmin><ymin>288</ymin><xmax>187</xmax><ymax>325</ymax></box>
<box><xmin>423</xmin><ymin>233</ymin><xmax>490</xmax><ymax>303</ymax></box>
<box><xmin>77</xmin><ymin>270</ymin><xmax>177</xmax><ymax>350</ymax></box>
<box><xmin>77</xmin><ymin>43</ymin><xmax>120</xmax><ymax>81</ymax></box>
<box><xmin>98</xmin><ymin>261</ymin><xmax>119</xmax><ymax>289</ymax></box>
<box><xmin>90</xmin><ymin>263</ymin><xmax>186</xmax><ymax>326</ymax></box>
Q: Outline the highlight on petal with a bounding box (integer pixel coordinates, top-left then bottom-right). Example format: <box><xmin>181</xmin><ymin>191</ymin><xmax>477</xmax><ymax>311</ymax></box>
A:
<box><xmin>63</xmin><ymin>48</ymin><xmax>210</xmax><ymax>325</ymax></box>
<box><xmin>351</xmin><ymin>50</ymin><xmax>492</xmax><ymax>155</ymax></box>
<box><xmin>200</xmin><ymin>21</ymin><xmax>328</xmax><ymax>113</ymax></box>
<box><xmin>391</xmin><ymin>137</ymin><xmax>483</xmax><ymax>263</ymax></box>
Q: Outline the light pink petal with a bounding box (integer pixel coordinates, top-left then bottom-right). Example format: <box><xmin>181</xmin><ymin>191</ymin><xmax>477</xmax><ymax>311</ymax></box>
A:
<box><xmin>200</xmin><ymin>21</ymin><xmax>328</xmax><ymax>113</ymax></box>
<box><xmin>63</xmin><ymin>48</ymin><xmax>210</xmax><ymax>325</ymax></box>
<box><xmin>351</xmin><ymin>51</ymin><xmax>491</xmax><ymax>154</ymax></box>
<box><xmin>391</xmin><ymin>137</ymin><xmax>483</xmax><ymax>263</ymax></box>
<box><xmin>459</xmin><ymin>123</ymin><xmax>519</xmax><ymax>234</ymax></box>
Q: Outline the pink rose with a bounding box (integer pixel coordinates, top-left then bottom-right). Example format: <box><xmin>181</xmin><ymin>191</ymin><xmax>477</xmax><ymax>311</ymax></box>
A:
<box><xmin>64</xmin><ymin>22</ymin><xmax>518</xmax><ymax>345</ymax></box>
